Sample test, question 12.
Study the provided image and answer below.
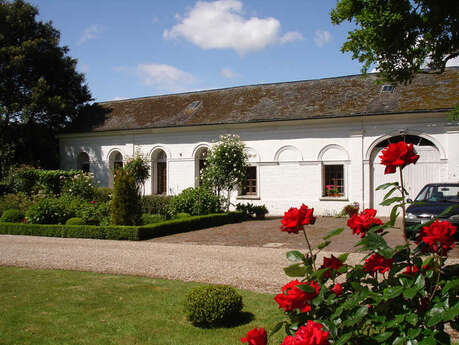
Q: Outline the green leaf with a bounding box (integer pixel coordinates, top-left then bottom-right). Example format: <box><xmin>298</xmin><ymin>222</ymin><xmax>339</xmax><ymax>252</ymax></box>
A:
<box><xmin>270</xmin><ymin>321</ymin><xmax>284</xmax><ymax>335</ymax></box>
<box><xmin>426</xmin><ymin>306</ymin><xmax>444</xmax><ymax>327</ymax></box>
<box><xmin>376</xmin><ymin>182</ymin><xmax>398</xmax><ymax>191</ymax></box>
<box><xmin>286</xmin><ymin>250</ymin><xmax>305</xmax><ymax>262</ymax></box>
<box><xmin>403</xmin><ymin>287</ymin><xmax>418</xmax><ymax>299</ymax></box>
<box><xmin>296</xmin><ymin>284</ymin><xmax>317</xmax><ymax>293</ymax></box>
<box><xmin>383</xmin><ymin>286</ymin><xmax>404</xmax><ymax>300</ymax></box>
<box><xmin>407</xmin><ymin>328</ymin><xmax>421</xmax><ymax>339</ymax></box>
<box><xmin>338</xmin><ymin>253</ymin><xmax>349</xmax><ymax>263</ymax></box>
<box><xmin>343</xmin><ymin>305</ymin><xmax>369</xmax><ymax>326</ymax></box>
<box><xmin>317</xmin><ymin>240</ymin><xmax>331</xmax><ymax>250</ymax></box>
<box><xmin>419</xmin><ymin>337</ymin><xmax>436</xmax><ymax>345</ymax></box>
<box><xmin>393</xmin><ymin>336</ymin><xmax>407</xmax><ymax>345</ymax></box>
<box><xmin>389</xmin><ymin>204</ymin><xmax>401</xmax><ymax>226</ymax></box>
<box><xmin>358</xmin><ymin>231</ymin><xmax>389</xmax><ymax>251</ymax></box>
<box><xmin>405</xmin><ymin>313</ymin><xmax>418</xmax><ymax>325</ymax></box>
<box><xmin>383</xmin><ymin>186</ymin><xmax>399</xmax><ymax>200</ymax></box>
<box><xmin>422</xmin><ymin>256</ymin><xmax>434</xmax><ymax>269</ymax></box>
<box><xmin>314</xmin><ymin>268</ymin><xmax>331</xmax><ymax>280</ymax></box>
<box><xmin>380</xmin><ymin>196</ymin><xmax>403</xmax><ymax>206</ymax></box>
<box><xmin>443</xmin><ymin>279</ymin><xmax>459</xmax><ymax>293</ymax></box>
<box><xmin>414</xmin><ymin>274</ymin><xmax>425</xmax><ymax>290</ymax></box>
<box><xmin>334</xmin><ymin>332</ymin><xmax>353</xmax><ymax>345</ymax></box>
<box><xmin>283</xmin><ymin>263</ymin><xmax>307</xmax><ymax>277</ymax></box>
<box><xmin>374</xmin><ymin>331</ymin><xmax>393</xmax><ymax>343</ymax></box>
<box><xmin>323</xmin><ymin>227</ymin><xmax>345</xmax><ymax>240</ymax></box>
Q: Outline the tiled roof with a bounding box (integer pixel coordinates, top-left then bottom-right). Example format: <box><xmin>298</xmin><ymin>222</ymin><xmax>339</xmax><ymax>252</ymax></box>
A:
<box><xmin>82</xmin><ymin>68</ymin><xmax>458</xmax><ymax>132</ymax></box>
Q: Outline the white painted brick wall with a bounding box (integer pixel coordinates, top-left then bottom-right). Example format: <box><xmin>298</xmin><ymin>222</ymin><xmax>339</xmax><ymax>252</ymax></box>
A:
<box><xmin>59</xmin><ymin>114</ymin><xmax>459</xmax><ymax>216</ymax></box>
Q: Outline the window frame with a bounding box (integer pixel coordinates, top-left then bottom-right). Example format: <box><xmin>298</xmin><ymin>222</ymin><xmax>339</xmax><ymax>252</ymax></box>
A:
<box><xmin>238</xmin><ymin>165</ymin><xmax>260</xmax><ymax>200</ymax></box>
<box><xmin>320</xmin><ymin>162</ymin><xmax>348</xmax><ymax>200</ymax></box>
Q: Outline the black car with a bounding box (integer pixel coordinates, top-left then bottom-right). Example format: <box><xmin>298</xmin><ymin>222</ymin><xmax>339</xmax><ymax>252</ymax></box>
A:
<box><xmin>405</xmin><ymin>183</ymin><xmax>459</xmax><ymax>240</ymax></box>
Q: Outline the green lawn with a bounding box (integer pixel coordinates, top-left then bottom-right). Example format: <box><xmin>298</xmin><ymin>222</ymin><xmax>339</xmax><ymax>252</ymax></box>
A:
<box><xmin>0</xmin><ymin>266</ymin><xmax>285</xmax><ymax>345</ymax></box>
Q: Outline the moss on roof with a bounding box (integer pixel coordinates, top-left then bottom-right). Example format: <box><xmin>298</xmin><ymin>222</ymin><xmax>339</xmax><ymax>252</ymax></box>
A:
<box><xmin>84</xmin><ymin>68</ymin><xmax>459</xmax><ymax>132</ymax></box>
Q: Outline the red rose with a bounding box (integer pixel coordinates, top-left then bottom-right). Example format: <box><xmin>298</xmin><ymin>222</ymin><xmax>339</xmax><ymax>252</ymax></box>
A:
<box><xmin>274</xmin><ymin>280</ymin><xmax>320</xmax><ymax>313</ymax></box>
<box><xmin>281</xmin><ymin>320</ymin><xmax>330</xmax><ymax>345</ymax></box>
<box><xmin>281</xmin><ymin>204</ymin><xmax>316</xmax><ymax>234</ymax></box>
<box><xmin>90</xmin><ymin>200</ymin><xmax>95</xmax><ymax>204</ymax></box>
<box><xmin>416</xmin><ymin>220</ymin><xmax>456</xmax><ymax>256</ymax></box>
<box><xmin>347</xmin><ymin>208</ymin><xmax>383</xmax><ymax>238</ymax></box>
<box><xmin>402</xmin><ymin>265</ymin><xmax>419</xmax><ymax>276</ymax></box>
<box><xmin>320</xmin><ymin>255</ymin><xmax>343</xmax><ymax>278</ymax></box>
<box><xmin>363</xmin><ymin>253</ymin><xmax>394</xmax><ymax>275</ymax></box>
<box><xmin>330</xmin><ymin>283</ymin><xmax>343</xmax><ymax>296</ymax></box>
<box><xmin>379</xmin><ymin>141</ymin><xmax>419</xmax><ymax>174</ymax></box>
<box><xmin>241</xmin><ymin>327</ymin><xmax>268</xmax><ymax>345</ymax></box>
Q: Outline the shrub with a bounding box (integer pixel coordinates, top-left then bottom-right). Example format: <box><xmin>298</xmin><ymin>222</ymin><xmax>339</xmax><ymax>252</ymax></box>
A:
<box><xmin>111</xmin><ymin>169</ymin><xmax>142</xmax><ymax>226</ymax></box>
<box><xmin>176</xmin><ymin>212</ymin><xmax>191</xmax><ymax>219</ymax></box>
<box><xmin>61</xmin><ymin>172</ymin><xmax>95</xmax><ymax>200</ymax></box>
<box><xmin>65</xmin><ymin>217</ymin><xmax>85</xmax><ymax>225</ymax></box>
<box><xmin>236</xmin><ymin>203</ymin><xmax>268</xmax><ymax>219</ymax></box>
<box><xmin>0</xmin><ymin>193</ymin><xmax>35</xmax><ymax>215</ymax></box>
<box><xmin>184</xmin><ymin>285</ymin><xmax>243</xmax><ymax>326</ymax></box>
<box><xmin>170</xmin><ymin>186</ymin><xmax>222</xmax><ymax>216</ymax></box>
<box><xmin>0</xmin><ymin>209</ymin><xmax>25</xmax><ymax>223</ymax></box>
<box><xmin>337</xmin><ymin>202</ymin><xmax>360</xmax><ymax>218</ymax></box>
<box><xmin>141</xmin><ymin>195</ymin><xmax>173</xmax><ymax>218</ymax></box>
<box><xmin>141</xmin><ymin>213</ymin><xmax>164</xmax><ymax>225</ymax></box>
<box><xmin>93</xmin><ymin>187</ymin><xmax>112</xmax><ymax>203</ymax></box>
<box><xmin>25</xmin><ymin>197</ymin><xmax>72</xmax><ymax>224</ymax></box>
<box><xmin>253</xmin><ymin>205</ymin><xmax>268</xmax><ymax>219</ymax></box>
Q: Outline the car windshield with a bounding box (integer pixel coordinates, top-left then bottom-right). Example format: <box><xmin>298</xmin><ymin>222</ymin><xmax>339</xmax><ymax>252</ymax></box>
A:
<box><xmin>415</xmin><ymin>185</ymin><xmax>459</xmax><ymax>202</ymax></box>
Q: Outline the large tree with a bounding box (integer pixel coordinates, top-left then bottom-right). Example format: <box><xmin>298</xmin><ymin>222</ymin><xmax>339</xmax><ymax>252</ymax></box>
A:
<box><xmin>331</xmin><ymin>0</ymin><xmax>458</xmax><ymax>84</ymax></box>
<box><xmin>0</xmin><ymin>0</ymin><xmax>92</xmax><ymax>172</ymax></box>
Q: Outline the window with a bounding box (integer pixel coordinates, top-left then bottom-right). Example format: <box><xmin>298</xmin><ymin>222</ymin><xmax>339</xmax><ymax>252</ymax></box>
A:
<box><xmin>241</xmin><ymin>166</ymin><xmax>257</xmax><ymax>196</ymax></box>
<box><xmin>194</xmin><ymin>147</ymin><xmax>208</xmax><ymax>186</ymax></box>
<box><xmin>113</xmin><ymin>152</ymin><xmax>123</xmax><ymax>171</ymax></box>
<box><xmin>152</xmin><ymin>149</ymin><xmax>167</xmax><ymax>195</ymax></box>
<box><xmin>323</xmin><ymin>165</ymin><xmax>344</xmax><ymax>197</ymax></box>
<box><xmin>77</xmin><ymin>152</ymin><xmax>90</xmax><ymax>173</ymax></box>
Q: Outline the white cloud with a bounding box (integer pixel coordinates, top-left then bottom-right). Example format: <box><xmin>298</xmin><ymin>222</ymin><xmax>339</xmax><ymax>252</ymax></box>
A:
<box><xmin>314</xmin><ymin>30</ymin><xmax>331</xmax><ymax>47</ymax></box>
<box><xmin>137</xmin><ymin>63</ymin><xmax>194</xmax><ymax>92</ymax></box>
<box><xmin>220</xmin><ymin>67</ymin><xmax>240</xmax><ymax>79</ymax></box>
<box><xmin>280</xmin><ymin>31</ymin><xmax>304</xmax><ymax>44</ymax></box>
<box><xmin>77</xmin><ymin>24</ymin><xmax>103</xmax><ymax>46</ymax></box>
<box><xmin>163</xmin><ymin>0</ymin><xmax>302</xmax><ymax>54</ymax></box>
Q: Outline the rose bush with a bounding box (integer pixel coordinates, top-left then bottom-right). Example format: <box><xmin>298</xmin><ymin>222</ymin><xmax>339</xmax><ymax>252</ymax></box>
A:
<box><xmin>241</xmin><ymin>141</ymin><xmax>458</xmax><ymax>345</ymax></box>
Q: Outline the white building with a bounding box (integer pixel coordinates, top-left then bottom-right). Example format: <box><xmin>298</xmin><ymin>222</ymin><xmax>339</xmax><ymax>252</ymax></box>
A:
<box><xmin>59</xmin><ymin>68</ymin><xmax>459</xmax><ymax>216</ymax></box>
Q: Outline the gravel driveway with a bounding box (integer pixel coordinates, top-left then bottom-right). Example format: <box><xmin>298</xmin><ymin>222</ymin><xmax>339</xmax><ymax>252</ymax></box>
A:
<box><xmin>0</xmin><ymin>218</ymin><xmax>458</xmax><ymax>294</ymax></box>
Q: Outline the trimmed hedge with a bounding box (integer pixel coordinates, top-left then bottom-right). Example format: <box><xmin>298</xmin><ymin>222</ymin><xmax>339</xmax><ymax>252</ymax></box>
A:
<box><xmin>0</xmin><ymin>212</ymin><xmax>245</xmax><ymax>241</ymax></box>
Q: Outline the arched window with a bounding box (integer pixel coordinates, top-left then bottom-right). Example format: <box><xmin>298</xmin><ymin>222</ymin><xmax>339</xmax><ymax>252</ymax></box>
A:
<box><xmin>318</xmin><ymin>145</ymin><xmax>349</xmax><ymax>198</ymax></box>
<box><xmin>152</xmin><ymin>149</ymin><xmax>167</xmax><ymax>195</ymax></box>
<box><xmin>108</xmin><ymin>151</ymin><xmax>123</xmax><ymax>188</ymax></box>
<box><xmin>194</xmin><ymin>147</ymin><xmax>209</xmax><ymax>186</ymax></box>
<box><xmin>77</xmin><ymin>152</ymin><xmax>90</xmax><ymax>173</ymax></box>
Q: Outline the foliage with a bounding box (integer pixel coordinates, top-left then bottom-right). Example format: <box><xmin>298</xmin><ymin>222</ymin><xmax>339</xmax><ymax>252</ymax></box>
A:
<box><xmin>141</xmin><ymin>213</ymin><xmax>164</xmax><ymax>225</ymax></box>
<box><xmin>337</xmin><ymin>202</ymin><xmax>360</xmax><ymax>218</ymax></box>
<box><xmin>0</xmin><ymin>211</ymin><xmax>245</xmax><ymax>241</ymax></box>
<box><xmin>0</xmin><ymin>0</ymin><xmax>92</xmax><ymax>171</ymax></box>
<box><xmin>176</xmin><ymin>212</ymin><xmax>191</xmax><ymax>219</ymax></box>
<box><xmin>3</xmin><ymin>166</ymin><xmax>81</xmax><ymax>195</ymax></box>
<box><xmin>249</xmin><ymin>142</ymin><xmax>459</xmax><ymax>345</ymax></box>
<box><xmin>92</xmin><ymin>187</ymin><xmax>112</xmax><ymax>203</ymax></box>
<box><xmin>184</xmin><ymin>285</ymin><xmax>243</xmax><ymax>326</ymax></box>
<box><xmin>141</xmin><ymin>195</ymin><xmax>174</xmax><ymax>219</ymax></box>
<box><xmin>25</xmin><ymin>197</ymin><xmax>70</xmax><ymax>224</ymax></box>
<box><xmin>111</xmin><ymin>168</ymin><xmax>142</xmax><ymax>226</ymax></box>
<box><xmin>61</xmin><ymin>172</ymin><xmax>95</xmax><ymax>200</ymax></box>
<box><xmin>169</xmin><ymin>186</ymin><xmax>223</xmax><ymax>216</ymax></box>
<box><xmin>0</xmin><ymin>209</ymin><xmax>24</xmax><ymax>223</ymax></box>
<box><xmin>0</xmin><ymin>192</ymin><xmax>35</xmax><ymax>215</ymax></box>
<box><xmin>330</xmin><ymin>0</ymin><xmax>458</xmax><ymax>84</ymax></box>
<box><xmin>236</xmin><ymin>203</ymin><xmax>269</xmax><ymax>220</ymax></box>
<box><xmin>65</xmin><ymin>217</ymin><xmax>85</xmax><ymax>226</ymax></box>
<box><xmin>124</xmin><ymin>151</ymin><xmax>150</xmax><ymax>188</ymax></box>
<box><xmin>0</xmin><ymin>143</ymin><xmax>15</xmax><ymax>181</ymax></box>
<box><xmin>201</xmin><ymin>134</ymin><xmax>248</xmax><ymax>211</ymax></box>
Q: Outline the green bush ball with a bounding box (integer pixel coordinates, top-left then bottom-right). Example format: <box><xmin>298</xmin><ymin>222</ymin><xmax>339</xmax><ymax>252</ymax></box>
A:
<box><xmin>184</xmin><ymin>285</ymin><xmax>243</xmax><ymax>326</ymax></box>
<box><xmin>65</xmin><ymin>217</ymin><xmax>85</xmax><ymax>225</ymax></box>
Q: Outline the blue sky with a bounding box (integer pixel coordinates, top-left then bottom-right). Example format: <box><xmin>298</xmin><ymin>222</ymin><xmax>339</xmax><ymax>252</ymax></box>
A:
<box><xmin>31</xmin><ymin>1</ymin><xmax>375</xmax><ymax>102</ymax></box>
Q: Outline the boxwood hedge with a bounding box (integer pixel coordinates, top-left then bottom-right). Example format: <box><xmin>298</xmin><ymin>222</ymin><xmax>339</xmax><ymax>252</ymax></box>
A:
<box><xmin>0</xmin><ymin>212</ymin><xmax>244</xmax><ymax>241</ymax></box>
